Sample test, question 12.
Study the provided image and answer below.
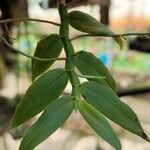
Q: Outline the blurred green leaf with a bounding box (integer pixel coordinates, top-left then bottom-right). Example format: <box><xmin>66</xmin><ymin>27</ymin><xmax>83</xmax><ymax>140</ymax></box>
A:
<box><xmin>75</xmin><ymin>51</ymin><xmax>116</xmax><ymax>91</ymax></box>
<box><xmin>69</xmin><ymin>11</ymin><xmax>123</xmax><ymax>48</ymax></box>
<box><xmin>81</xmin><ymin>81</ymin><xmax>149</xmax><ymax>141</ymax></box>
<box><xmin>32</xmin><ymin>34</ymin><xmax>63</xmax><ymax>81</ymax></box>
<box><xmin>11</xmin><ymin>68</ymin><xmax>68</xmax><ymax>128</ymax></box>
<box><xmin>79</xmin><ymin>101</ymin><xmax>121</xmax><ymax>150</ymax></box>
<box><xmin>19</xmin><ymin>96</ymin><xmax>74</xmax><ymax>150</ymax></box>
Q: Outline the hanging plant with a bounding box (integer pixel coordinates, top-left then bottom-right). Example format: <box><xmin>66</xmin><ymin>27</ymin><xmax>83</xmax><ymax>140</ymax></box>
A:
<box><xmin>0</xmin><ymin>0</ymin><xmax>148</xmax><ymax>149</ymax></box>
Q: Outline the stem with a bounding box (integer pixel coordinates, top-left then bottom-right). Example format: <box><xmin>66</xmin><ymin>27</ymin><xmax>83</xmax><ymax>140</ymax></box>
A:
<box><xmin>58</xmin><ymin>3</ymin><xmax>80</xmax><ymax>111</ymax></box>
<box><xmin>0</xmin><ymin>18</ymin><xmax>60</xmax><ymax>26</ymax></box>
<box><xmin>77</xmin><ymin>74</ymin><xmax>105</xmax><ymax>80</ymax></box>
<box><xmin>71</xmin><ymin>33</ymin><xmax>150</xmax><ymax>41</ymax></box>
<box><xmin>0</xmin><ymin>35</ymin><xmax>65</xmax><ymax>61</ymax></box>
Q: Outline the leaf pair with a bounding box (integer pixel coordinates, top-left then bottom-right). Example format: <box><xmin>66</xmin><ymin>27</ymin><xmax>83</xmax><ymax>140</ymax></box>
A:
<box><xmin>75</xmin><ymin>51</ymin><xmax>149</xmax><ymax>149</ymax></box>
<box><xmin>80</xmin><ymin>81</ymin><xmax>150</xmax><ymax>144</ymax></box>
<box><xmin>69</xmin><ymin>11</ymin><xmax>123</xmax><ymax>49</ymax></box>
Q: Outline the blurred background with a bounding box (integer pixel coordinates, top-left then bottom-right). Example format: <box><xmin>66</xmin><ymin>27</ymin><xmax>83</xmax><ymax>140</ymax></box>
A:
<box><xmin>0</xmin><ymin>0</ymin><xmax>150</xmax><ymax>149</ymax></box>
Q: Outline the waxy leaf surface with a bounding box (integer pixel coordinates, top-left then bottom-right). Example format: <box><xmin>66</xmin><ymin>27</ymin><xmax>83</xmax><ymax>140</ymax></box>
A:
<box><xmin>69</xmin><ymin>11</ymin><xmax>123</xmax><ymax>49</ymax></box>
<box><xmin>81</xmin><ymin>81</ymin><xmax>149</xmax><ymax>141</ymax></box>
<box><xmin>75</xmin><ymin>51</ymin><xmax>116</xmax><ymax>91</ymax></box>
<box><xmin>79</xmin><ymin>101</ymin><xmax>121</xmax><ymax>150</ymax></box>
<box><xmin>11</xmin><ymin>68</ymin><xmax>68</xmax><ymax>128</ymax></box>
<box><xmin>19</xmin><ymin>96</ymin><xmax>74</xmax><ymax>150</ymax></box>
<box><xmin>32</xmin><ymin>34</ymin><xmax>63</xmax><ymax>80</ymax></box>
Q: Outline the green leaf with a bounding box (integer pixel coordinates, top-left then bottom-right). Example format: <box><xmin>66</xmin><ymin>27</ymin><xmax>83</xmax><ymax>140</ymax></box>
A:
<box><xmin>32</xmin><ymin>34</ymin><xmax>63</xmax><ymax>81</ymax></box>
<box><xmin>19</xmin><ymin>96</ymin><xmax>74</xmax><ymax>150</ymax></box>
<box><xmin>81</xmin><ymin>81</ymin><xmax>150</xmax><ymax>142</ymax></box>
<box><xmin>79</xmin><ymin>101</ymin><xmax>121</xmax><ymax>150</ymax></box>
<box><xmin>69</xmin><ymin>11</ymin><xmax>123</xmax><ymax>48</ymax></box>
<box><xmin>69</xmin><ymin>11</ymin><xmax>113</xmax><ymax>35</ymax></box>
<box><xmin>75</xmin><ymin>51</ymin><xmax>116</xmax><ymax>91</ymax></box>
<box><xmin>11</xmin><ymin>68</ymin><xmax>68</xmax><ymax>128</ymax></box>
<box><xmin>114</xmin><ymin>37</ymin><xmax>123</xmax><ymax>50</ymax></box>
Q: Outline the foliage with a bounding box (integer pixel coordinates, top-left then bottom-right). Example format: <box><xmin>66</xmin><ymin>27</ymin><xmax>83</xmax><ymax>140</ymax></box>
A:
<box><xmin>10</xmin><ymin>1</ymin><xmax>149</xmax><ymax>150</ymax></box>
<box><xmin>32</xmin><ymin>34</ymin><xmax>63</xmax><ymax>80</ymax></box>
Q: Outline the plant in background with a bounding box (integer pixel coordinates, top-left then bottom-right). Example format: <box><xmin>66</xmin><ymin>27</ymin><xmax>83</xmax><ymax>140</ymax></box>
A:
<box><xmin>0</xmin><ymin>0</ymin><xmax>149</xmax><ymax>150</ymax></box>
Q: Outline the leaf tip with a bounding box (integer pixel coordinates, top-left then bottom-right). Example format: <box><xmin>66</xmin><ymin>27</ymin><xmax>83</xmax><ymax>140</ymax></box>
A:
<box><xmin>114</xmin><ymin>36</ymin><xmax>123</xmax><ymax>50</ymax></box>
<box><xmin>142</xmin><ymin>132</ymin><xmax>150</xmax><ymax>142</ymax></box>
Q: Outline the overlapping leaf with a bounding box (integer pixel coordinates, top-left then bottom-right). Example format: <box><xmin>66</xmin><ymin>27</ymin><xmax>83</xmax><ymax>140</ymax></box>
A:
<box><xmin>79</xmin><ymin>101</ymin><xmax>121</xmax><ymax>150</ymax></box>
<box><xmin>32</xmin><ymin>34</ymin><xmax>63</xmax><ymax>81</ymax></box>
<box><xmin>11</xmin><ymin>68</ymin><xmax>68</xmax><ymax>128</ymax></box>
<box><xmin>81</xmin><ymin>81</ymin><xmax>149</xmax><ymax>141</ymax></box>
<box><xmin>75</xmin><ymin>51</ymin><xmax>116</xmax><ymax>91</ymax></box>
<box><xmin>69</xmin><ymin>11</ymin><xmax>123</xmax><ymax>49</ymax></box>
<box><xmin>19</xmin><ymin>96</ymin><xmax>74</xmax><ymax>150</ymax></box>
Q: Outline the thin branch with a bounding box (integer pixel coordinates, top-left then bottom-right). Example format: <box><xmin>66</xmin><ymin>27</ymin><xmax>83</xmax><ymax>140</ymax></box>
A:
<box><xmin>77</xmin><ymin>74</ymin><xmax>105</xmax><ymax>80</ymax></box>
<box><xmin>4</xmin><ymin>23</ymin><xmax>11</xmax><ymax>36</ymax></box>
<box><xmin>0</xmin><ymin>18</ymin><xmax>60</xmax><ymax>26</ymax></box>
<box><xmin>71</xmin><ymin>33</ymin><xmax>150</xmax><ymax>41</ymax></box>
<box><xmin>4</xmin><ymin>23</ymin><xmax>16</xmax><ymax>40</ymax></box>
<box><xmin>0</xmin><ymin>35</ymin><xmax>66</xmax><ymax>61</ymax></box>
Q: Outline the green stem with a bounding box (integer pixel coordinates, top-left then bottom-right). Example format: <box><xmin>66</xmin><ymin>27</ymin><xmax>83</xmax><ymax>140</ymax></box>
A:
<box><xmin>77</xmin><ymin>74</ymin><xmax>105</xmax><ymax>80</ymax></box>
<box><xmin>58</xmin><ymin>3</ymin><xmax>80</xmax><ymax>111</ymax></box>
<box><xmin>71</xmin><ymin>33</ymin><xmax>150</xmax><ymax>41</ymax></box>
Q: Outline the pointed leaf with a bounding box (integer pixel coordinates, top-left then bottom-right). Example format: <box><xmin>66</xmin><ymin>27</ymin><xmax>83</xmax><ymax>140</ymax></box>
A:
<box><xmin>19</xmin><ymin>96</ymin><xmax>74</xmax><ymax>150</ymax></box>
<box><xmin>32</xmin><ymin>34</ymin><xmax>63</xmax><ymax>81</ymax></box>
<box><xmin>69</xmin><ymin>11</ymin><xmax>123</xmax><ymax>48</ymax></box>
<box><xmin>69</xmin><ymin>11</ymin><xmax>113</xmax><ymax>35</ymax></box>
<box><xmin>11</xmin><ymin>68</ymin><xmax>68</xmax><ymax>128</ymax></box>
<box><xmin>79</xmin><ymin>101</ymin><xmax>121</xmax><ymax>150</ymax></box>
<box><xmin>114</xmin><ymin>37</ymin><xmax>123</xmax><ymax>50</ymax></box>
<box><xmin>75</xmin><ymin>51</ymin><xmax>116</xmax><ymax>91</ymax></box>
<box><xmin>81</xmin><ymin>81</ymin><xmax>149</xmax><ymax>141</ymax></box>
